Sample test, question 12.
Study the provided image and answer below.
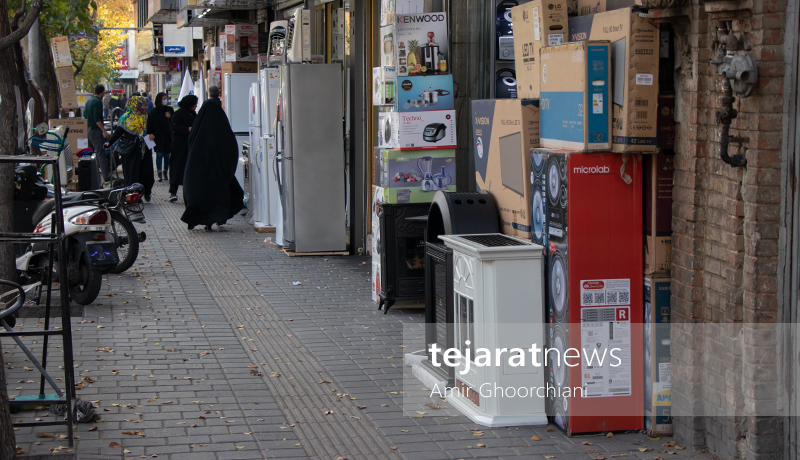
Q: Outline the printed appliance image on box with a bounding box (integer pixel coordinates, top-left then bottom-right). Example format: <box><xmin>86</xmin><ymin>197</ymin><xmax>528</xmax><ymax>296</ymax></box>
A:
<box><xmin>539</xmin><ymin>41</ymin><xmax>611</xmax><ymax>151</ymax></box>
<box><xmin>568</xmin><ymin>6</ymin><xmax>659</xmax><ymax>152</ymax></box>
<box><xmin>644</xmin><ymin>275</ymin><xmax>672</xmax><ymax>436</ymax></box>
<box><xmin>395</xmin><ymin>12</ymin><xmax>449</xmax><ymax>76</ymax></box>
<box><xmin>532</xmin><ymin>148</ymin><xmax>643</xmax><ymax>435</ymax></box>
<box><xmin>394</xmin><ymin>75</ymin><xmax>454</xmax><ymax>112</ymax></box>
<box><xmin>379</xmin><ymin>149</ymin><xmax>456</xmax><ymax>203</ymax></box>
<box><xmin>391</xmin><ymin>110</ymin><xmax>457</xmax><ymax>150</ymax></box>
<box><xmin>373</xmin><ymin>67</ymin><xmax>397</xmax><ymax>106</ymax></box>
<box><xmin>472</xmin><ymin>99</ymin><xmax>540</xmax><ymax>240</ymax></box>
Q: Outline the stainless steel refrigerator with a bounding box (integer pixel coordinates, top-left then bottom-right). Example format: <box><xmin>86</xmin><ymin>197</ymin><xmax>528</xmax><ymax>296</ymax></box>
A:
<box><xmin>276</xmin><ymin>63</ymin><xmax>346</xmax><ymax>253</ymax></box>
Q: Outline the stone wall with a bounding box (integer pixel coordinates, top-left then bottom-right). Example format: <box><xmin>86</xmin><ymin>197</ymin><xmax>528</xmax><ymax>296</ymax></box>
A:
<box><xmin>660</xmin><ymin>0</ymin><xmax>789</xmax><ymax>458</ymax></box>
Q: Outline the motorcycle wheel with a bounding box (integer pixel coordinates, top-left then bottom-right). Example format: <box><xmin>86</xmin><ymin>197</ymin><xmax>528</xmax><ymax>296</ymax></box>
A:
<box><xmin>108</xmin><ymin>210</ymin><xmax>139</xmax><ymax>274</ymax></box>
<box><xmin>68</xmin><ymin>253</ymin><xmax>101</xmax><ymax>306</ymax></box>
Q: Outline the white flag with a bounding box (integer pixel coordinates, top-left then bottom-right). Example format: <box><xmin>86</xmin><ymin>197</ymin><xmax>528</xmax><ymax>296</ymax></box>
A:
<box><xmin>197</xmin><ymin>61</ymin><xmax>207</xmax><ymax>109</ymax></box>
<box><xmin>178</xmin><ymin>70</ymin><xmax>194</xmax><ymax>102</ymax></box>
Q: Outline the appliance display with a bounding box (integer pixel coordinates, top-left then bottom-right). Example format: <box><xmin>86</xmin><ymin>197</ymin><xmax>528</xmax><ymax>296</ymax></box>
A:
<box><xmin>395</xmin><ymin>12</ymin><xmax>449</xmax><ymax>76</ymax></box>
<box><xmin>388</xmin><ymin>109</ymin><xmax>457</xmax><ymax>150</ymax></box>
<box><xmin>533</xmin><ymin>149</ymin><xmax>644</xmax><ymax>435</ymax></box>
<box><xmin>276</xmin><ymin>63</ymin><xmax>346</xmax><ymax>253</ymax></box>
<box><xmin>224</xmin><ymin>72</ymin><xmax>259</xmax><ymax>188</ymax></box>
<box><xmin>286</xmin><ymin>9</ymin><xmax>311</xmax><ymax>63</ymax></box>
<box><xmin>394</xmin><ymin>75</ymin><xmax>454</xmax><ymax>112</ymax></box>
<box><xmin>422</xmin><ymin>123</ymin><xmax>447</xmax><ymax>143</ymax></box>
<box><xmin>267</xmin><ymin>20</ymin><xmax>288</xmax><ymax>59</ymax></box>
<box><xmin>496</xmin><ymin>68</ymin><xmax>518</xmax><ymax>99</ymax></box>
<box><xmin>378</xmin><ymin>148</ymin><xmax>456</xmax><ymax>203</ymax></box>
<box><xmin>260</xmin><ymin>67</ymin><xmax>280</xmax><ymax>136</ymax></box>
<box><xmin>496</xmin><ymin>0</ymin><xmax>517</xmax><ymax>61</ymax></box>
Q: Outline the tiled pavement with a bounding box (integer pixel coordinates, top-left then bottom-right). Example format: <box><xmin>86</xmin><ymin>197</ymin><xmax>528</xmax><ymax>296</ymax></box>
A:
<box><xmin>4</xmin><ymin>180</ymin><xmax>710</xmax><ymax>460</ymax></box>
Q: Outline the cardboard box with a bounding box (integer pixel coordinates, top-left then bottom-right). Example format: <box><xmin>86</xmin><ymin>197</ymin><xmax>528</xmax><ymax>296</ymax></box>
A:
<box><xmin>49</xmin><ymin>117</ymin><xmax>88</xmax><ymax>152</ymax></box>
<box><xmin>644</xmin><ymin>275</ymin><xmax>672</xmax><ymax>436</ymax></box>
<box><xmin>511</xmin><ymin>0</ymin><xmax>569</xmax><ymax>99</ymax></box>
<box><xmin>371</xmin><ymin>186</ymin><xmax>384</xmax><ymax>304</ymax></box>
<box><xmin>381</xmin><ymin>0</ymin><xmax>439</xmax><ymax>26</ymax></box>
<box><xmin>472</xmin><ymin>99</ymin><xmax>541</xmax><ymax>240</ymax></box>
<box><xmin>657</xmin><ymin>94</ymin><xmax>675</xmax><ymax>150</ymax></box>
<box><xmin>644</xmin><ymin>150</ymin><xmax>673</xmax><ymax>274</ymax></box>
<box><xmin>210</xmin><ymin>47</ymin><xmax>223</xmax><ymax>70</ymax></box>
<box><xmin>394</xmin><ymin>75</ymin><xmax>454</xmax><ymax>112</ymax></box>
<box><xmin>568</xmin><ymin>7</ymin><xmax>659</xmax><ymax>152</ymax></box>
<box><xmin>395</xmin><ymin>13</ymin><xmax>449</xmax><ymax>76</ymax></box>
<box><xmin>50</xmin><ymin>36</ymin><xmax>72</xmax><ymax>68</ymax></box>
<box><xmin>55</xmin><ymin>66</ymin><xmax>78</xmax><ymax>110</ymax></box>
<box><xmin>539</xmin><ymin>41</ymin><xmax>611</xmax><ymax>151</ymax></box>
<box><xmin>373</xmin><ymin>66</ymin><xmax>396</xmax><ymax>106</ymax></box>
<box><xmin>576</xmin><ymin>0</ymin><xmax>641</xmax><ymax>15</ymax></box>
<box><xmin>221</xmin><ymin>62</ymin><xmax>257</xmax><ymax>73</ymax></box>
<box><xmin>224</xmin><ymin>24</ymin><xmax>259</xmax><ymax>62</ymax></box>
<box><xmin>385</xmin><ymin>109</ymin><xmax>457</xmax><ymax>150</ymax></box>
<box><xmin>378</xmin><ymin>148</ymin><xmax>456</xmax><ymax>203</ymax></box>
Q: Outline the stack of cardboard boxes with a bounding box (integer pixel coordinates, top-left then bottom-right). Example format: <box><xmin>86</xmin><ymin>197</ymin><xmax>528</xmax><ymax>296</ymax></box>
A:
<box><xmin>218</xmin><ymin>25</ymin><xmax>259</xmax><ymax>107</ymax></box>
<box><xmin>50</xmin><ymin>36</ymin><xmax>78</xmax><ymax>111</ymax></box>
<box><xmin>467</xmin><ymin>0</ymin><xmax>672</xmax><ymax>435</ymax></box>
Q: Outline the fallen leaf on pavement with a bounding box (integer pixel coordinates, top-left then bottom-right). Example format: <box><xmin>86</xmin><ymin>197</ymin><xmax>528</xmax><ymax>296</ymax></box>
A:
<box><xmin>606</xmin><ymin>432</ymin><xmax>614</xmax><ymax>437</ymax></box>
<box><xmin>88</xmin><ymin>427</ymin><xmax>98</xmax><ymax>431</ymax></box>
<box><xmin>582</xmin><ymin>441</ymin><xmax>594</xmax><ymax>445</ymax></box>
<box><xmin>109</xmin><ymin>442</ymin><xmax>122</xmax><ymax>448</ymax></box>
<box><xmin>35</xmin><ymin>432</ymin><xmax>54</xmax><ymax>438</ymax></box>
<box><xmin>531</xmin><ymin>435</ymin><xmax>541</xmax><ymax>441</ymax></box>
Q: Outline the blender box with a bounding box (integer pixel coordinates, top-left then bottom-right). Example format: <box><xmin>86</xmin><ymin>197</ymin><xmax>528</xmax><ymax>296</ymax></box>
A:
<box><xmin>373</xmin><ymin>67</ymin><xmax>396</xmax><ymax>106</ymax></box>
<box><xmin>378</xmin><ymin>149</ymin><xmax>456</xmax><ymax>204</ymax></box>
<box><xmin>394</xmin><ymin>75</ymin><xmax>454</xmax><ymax>112</ymax></box>
<box><xmin>568</xmin><ymin>7</ymin><xmax>659</xmax><ymax>152</ymax></box>
<box><xmin>539</xmin><ymin>41</ymin><xmax>611</xmax><ymax>151</ymax></box>
<box><xmin>390</xmin><ymin>109</ymin><xmax>457</xmax><ymax>150</ymax></box>
<box><xmin>576</xmin><ymin>0</ymin><xmax>642</xmax><ymax>16</ymax></box>
<box><xmin>511</xmin><ymin>0</ymin><xmax>569</xmax><ymax>99</ymax></box>
<box><xmin>224</xmin><ymin>24</ymin><xmax>258</xmax><ymax>62</ymax></box>
<box><xmin>644</xmin><ymin>275</ymin><xmax>672</xmax><ymax>435</ymax></box>
<box><xmin>395</xmin><ymin>12</ymin><xmax>449</xmax><ymax>76</ymax></box>
<box><xmin>471</xmin><ymin>99</ymin><xmax>540</xmax><ymax>240</ymax></box>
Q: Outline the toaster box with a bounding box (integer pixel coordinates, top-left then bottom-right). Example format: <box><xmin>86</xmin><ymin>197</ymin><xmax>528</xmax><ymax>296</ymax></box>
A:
<box><xmin>395</xmin><ymin>12</ymin><xmax>449</xmax><ymax>76</ymax></box>
<box><xmin>394</xmin><ymin>75</ymin><xmax>454</xmax><ymax>112</ymax></box>
<box><xmin>373</xmin><ymin>66</ymin><xmax>397</xmax><ymax>106</ymax></box>
<box><xmin>539</xmin><ymin>41</ymin><xmax>611</xmax><ymax>151</ymax></box>
<box><xmin>388</xmin><ymin>109</ymin><xmax>457</xmax><ymax>150</ymax></box>
<box><xmin>577</xmin><ymin>0</ymin><xmax>642</xmax><ymax>15</ymax></box>
<box><xmin>511</xmin><ymin>0</ymin><xmax>569</xmax><ymax>99</ymax></box>
<box><xmin>644</xmin><ymin>275</ymin><xmax>672</xmax><ymax>435</ymax></box>
<box><xmin>568</xmin><ymin>7</ymin><xmax>659</xmax><ymax>152</ymax></box>
<box><xmin>471</xmin><ymin>99</ymin><xmax>541</xmax><ymax>240</ymax></box>
<box><xmin>378</xmin><ymin>149</ymin><xmax>456</xmax><ymax>203</ymax></box>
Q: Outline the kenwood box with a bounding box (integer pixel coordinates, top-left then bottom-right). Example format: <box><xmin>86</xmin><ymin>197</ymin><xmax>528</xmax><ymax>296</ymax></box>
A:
<box><xmin>534</xmin><ymin>148</ymin><xmax>644</xmax><ymax>434</ymax></box>
<box><xmin>539</xmin><ymin>41</ymin><xmax>611</xmax><ymax>151</ymax></box>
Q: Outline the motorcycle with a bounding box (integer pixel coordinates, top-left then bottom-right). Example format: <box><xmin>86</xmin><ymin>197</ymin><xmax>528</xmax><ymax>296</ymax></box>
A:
<box><xmin>13</xmin><ymin>127</ymin><xmax>120</xmax><ymax>306</ymax></box>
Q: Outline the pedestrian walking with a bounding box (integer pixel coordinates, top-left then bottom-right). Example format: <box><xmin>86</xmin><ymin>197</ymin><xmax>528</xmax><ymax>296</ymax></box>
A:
<box><xmin>168</xmin><ymin>94</ymin><xmax>198</xmax><ymax>202</ymax></box>
<box><xmin>104</xmin><ymin>96</ymin><xmax>148</xmax><ymax>187</ymax></box>
<box><xmin>146</xmin><ymin>92</ymin><xmax>174</xmax><ymax>185</ymax></box>
<box><xmin>180</xmin><ymin>86</ymin><xmax>244</xmax><ymax>231</ymax></box>
<box><xmin>143</xmin><ymin>91</ymin><xmax>155</xmax><ymax>114</ymax></box>
<box><xmin>102</xmin><ymin>92</ymin><xmax>111</xmax><ymax>120</ymax></box>
<box><xmin>84</xmin><ymin>85</ymin><xmax>112</xmax><ymax>183</ymax></box>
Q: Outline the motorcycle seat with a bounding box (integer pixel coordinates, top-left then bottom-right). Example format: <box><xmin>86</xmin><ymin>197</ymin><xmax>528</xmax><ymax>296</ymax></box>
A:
<box><xmin>31</xmin><ymin>192</ymin><xmax>104</xmax><ymax>227</ymax></box>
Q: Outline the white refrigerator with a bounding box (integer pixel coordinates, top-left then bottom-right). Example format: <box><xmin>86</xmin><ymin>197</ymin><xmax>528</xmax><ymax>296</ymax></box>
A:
<box><xmin>224</xmin><ymin>73</ymin><xmax>258</xmax><ymax>187</ymax></box>
<box><xmin>256</xmin><ymin>67</ymin><xmax>282</xmax><ymax>237</ymax></box>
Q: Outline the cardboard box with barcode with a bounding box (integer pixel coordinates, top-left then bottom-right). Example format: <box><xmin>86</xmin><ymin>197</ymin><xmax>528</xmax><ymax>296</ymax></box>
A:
<box><xmin>644</xmin><ymin>275</ymin><xmax>672</xmax><ymax>435</ymax></box>
<box><xmin>576</xmin><ymin>0</ymin><xmax>642</xmax><ymax>16</ymax></box>
<box><xmin>471</xmin><ymin>99</ymin><xmax>540</xmax><ymax>240</ymax></box>
<box><xmin>568</xmin><ymin>6</ymin><xmax>659</xmax><ymax>152</ymax></box>
<box><xmin>49</xmin><ymin>117</ymin><xmax>88</xmax><ymax>152</ymax></box>
<box><xmin>511</xmin><ymin>0</ymin><xmax>569</xmax><ymax>99</ymax></box>
<box><xmin>55</xmin><ymin>66</ymin><xmax>79</xmax><ymax>110</ymax></box>
<box><xmin>539</xmin><ymin>41</ymin><xmax>611</xmax><ymax>151</ymax></box>
<box><xmin>50</xmin><ymin>36</ymin><xmax>72</xmax><ymax>68</ymax></box>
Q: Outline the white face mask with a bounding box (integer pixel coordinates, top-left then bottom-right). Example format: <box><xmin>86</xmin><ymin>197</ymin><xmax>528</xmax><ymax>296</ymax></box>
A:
<box><xmin>162</xmin><ymin>98</ymin><xmax>169</xmax><ymax>105</ymax></box>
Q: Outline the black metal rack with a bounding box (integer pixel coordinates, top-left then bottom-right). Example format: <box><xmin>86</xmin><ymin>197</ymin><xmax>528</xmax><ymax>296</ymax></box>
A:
<box><xmin>0</xmin><ymin>154</ymin><xmax>76</xmax><ymax>445</ymax></box>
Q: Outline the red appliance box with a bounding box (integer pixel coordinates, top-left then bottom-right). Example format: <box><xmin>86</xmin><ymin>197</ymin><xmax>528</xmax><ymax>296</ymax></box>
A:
<box><xmin>534</xmin><ymin>149</ymin><xmax>644</xmax><ymax>435</ymax></box>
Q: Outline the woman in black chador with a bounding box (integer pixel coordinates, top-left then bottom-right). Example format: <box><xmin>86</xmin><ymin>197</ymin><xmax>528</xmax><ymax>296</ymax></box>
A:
<box><xmin>180</xmin><ymin>89</ymin><xmax>244</xmax><ymax>231</ymax></box>
<box><xmin>167</xmin><ymin>95</ymin><xmax>197</xmax><ymax>202</ymax></box>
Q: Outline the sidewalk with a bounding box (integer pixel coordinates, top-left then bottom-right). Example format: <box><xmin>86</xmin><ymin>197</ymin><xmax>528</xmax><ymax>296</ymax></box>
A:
<box><xmin>5</xmin><ymin>181</ymin><xmax>707</xmax><ymax>460</ymax></box>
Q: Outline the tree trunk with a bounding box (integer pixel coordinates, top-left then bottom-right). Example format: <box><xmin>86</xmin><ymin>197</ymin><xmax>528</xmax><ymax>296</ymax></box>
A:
<box><xmin>35</xmin><ymin>24</ymin><xmax>59</xmax><ymax>120</ymax></box>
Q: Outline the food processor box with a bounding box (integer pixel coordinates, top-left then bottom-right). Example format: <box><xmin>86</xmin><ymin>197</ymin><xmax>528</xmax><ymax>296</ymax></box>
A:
<box><xmin>539</xmin><ymin>41</ymin><xmax>611</xmax><ymax>152</ymax></box>
<box><xmin>644</xmin><ymin>275</ymin><xmax>672</xmax><ymax>436</ymax></box>
<box><xmin>395</xmin><ymin>12</ymin><xmax>449</xmax><ymax>77</ymax></box>
<box><xmin>378</xmin><ymin>149</ymin><xmax>456</xmax><ymax>204</ymax></box>
<box><xmin>224</xmin><ymin>24</ymin><xmax>258</xmax><ymax>62</ymax></box>
<box><xmin>471</xmin><ymin>99</ymin><xmax>540</xmax><ymax>240</ymax></box>
<box><xmin>393</xmin><ymin>75</ymin><xmax>454</xmax><ymax>112</ymax></box>
<box><xmin>373</xmin><ymin>67</ymin><xmax>397</xmax><ymax>106</ymax></box>
<box><xmin>390</xmin><ymin>109</ymin><xmax>457</xmax><ymax>150</ymax></box>
<box><xmin>511</xmin><ymin>0</ymin><xmax>569</xmax><ymax>99</ymax></box>
<box><xmin>568</xmin><ymin>6</ymin><xmax>659</xmax><ymax>152</ymax></box>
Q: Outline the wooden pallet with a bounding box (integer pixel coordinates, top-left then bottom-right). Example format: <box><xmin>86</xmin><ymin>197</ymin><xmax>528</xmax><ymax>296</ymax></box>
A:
<box><xmin>255</xmin><ymin>226</ymin><xmax>276</xmax><ymax>233</ymax></box>
<box><xmin>281</xmin><ymin>247</ymin><xmax>349</xmax><ymax>257</ymax></box>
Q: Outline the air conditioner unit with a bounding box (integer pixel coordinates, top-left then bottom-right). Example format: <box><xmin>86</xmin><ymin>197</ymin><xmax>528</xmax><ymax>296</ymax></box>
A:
<box><xmin>286</xmin><ymin>9</ymin><xmax>311</xmax><ymax>63</ymax></box>
<box><xmin>267</xmin><ymin>20</ymin><xmax>288</xmax><ymax>65</ymax></box>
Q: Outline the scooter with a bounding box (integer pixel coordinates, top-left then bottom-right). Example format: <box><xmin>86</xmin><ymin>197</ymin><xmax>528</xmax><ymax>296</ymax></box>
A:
<box><xmin>14</xmin><ymin>128</ymin><xmax>119</xmax><ymax>306</ymax></box>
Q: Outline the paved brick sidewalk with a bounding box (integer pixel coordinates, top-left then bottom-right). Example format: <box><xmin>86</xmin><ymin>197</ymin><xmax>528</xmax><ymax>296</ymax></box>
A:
<box><xmin>5</xmin><ymin>180</ymin><xmax>711</xmax><ymax>460</ymax></box>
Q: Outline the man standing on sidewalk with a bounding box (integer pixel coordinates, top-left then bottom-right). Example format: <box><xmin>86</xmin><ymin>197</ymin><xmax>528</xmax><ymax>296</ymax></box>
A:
<box><xmin>85</xmin><ymin>85</ymin><xmax>112</xmax><ymax>183</ymax></box>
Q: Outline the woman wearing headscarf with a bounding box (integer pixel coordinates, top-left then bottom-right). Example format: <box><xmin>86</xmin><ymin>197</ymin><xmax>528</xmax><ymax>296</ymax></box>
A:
<box><xmin>104</xmin><ymin>96</ymin><xmax>148</xmax><ymax>187</ymax></box>
<box><xmin>168</xmin><ymin>95</ymin><xmax>198</xmax><ymax>202</ymax></box>
<box><xmin>146</xmin><ymin>92</ymin><xmax>173</xmax><ymax>183</ymax></box>
<box><xmin>180</xmin><ymin>87</ymin><xmax>244</xmax><ymax>230</ymax></box>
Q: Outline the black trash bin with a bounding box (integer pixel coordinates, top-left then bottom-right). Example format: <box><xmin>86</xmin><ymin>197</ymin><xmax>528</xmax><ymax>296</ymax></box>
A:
<box><xmin>422</xmin><ymin>191</ymin><xmax>500</xmax><ymax>385</ymax></box>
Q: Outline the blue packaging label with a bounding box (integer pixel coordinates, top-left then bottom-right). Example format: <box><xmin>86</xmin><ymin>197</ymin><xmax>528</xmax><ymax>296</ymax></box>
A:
<box><xmin>539</xmin><ymin>91</ymin><xmax>585</xmax><ymax>149</ymax></box>
<box><xmin>586</xmin><ymin>45</ymin><xmax>610</xmax><ymax>148</ymax></box>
